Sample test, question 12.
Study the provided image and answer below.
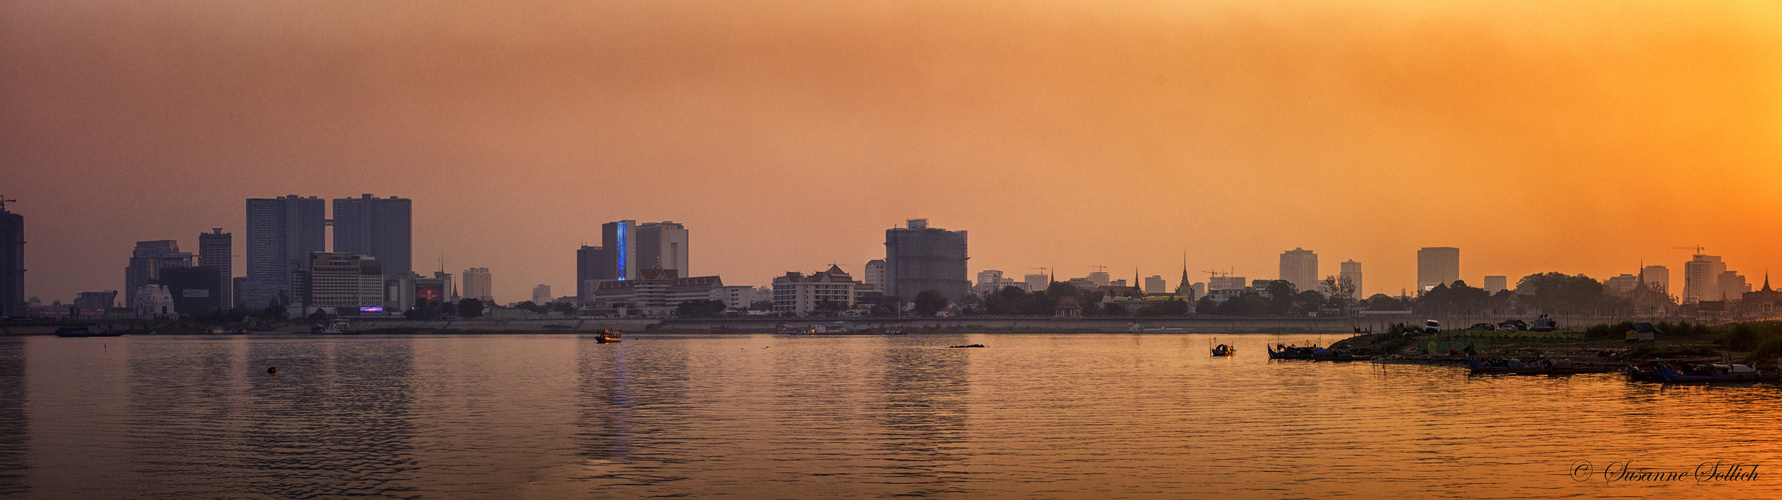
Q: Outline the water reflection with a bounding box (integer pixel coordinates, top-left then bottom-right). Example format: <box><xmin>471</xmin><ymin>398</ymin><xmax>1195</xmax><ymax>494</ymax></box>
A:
<box><xmin>871</xmin><ymin>335</ymin><xmax>970</xmax><ymax>495</ymax></box>
<box><xmin>238</xmin><ymin>337</ymin><xmax>420</xmax><ymax>498</ymax></box>
<box><xmin>0</xmin><ymin>340</ymin><xmax>25</xmax><ymax>497</ymax></box>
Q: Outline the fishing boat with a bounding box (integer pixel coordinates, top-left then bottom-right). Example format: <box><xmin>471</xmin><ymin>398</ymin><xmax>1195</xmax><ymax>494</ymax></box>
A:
<box><xmin>1653</xmin><ymin>362</ymin><xmax>1779</xmax><ymax>383</ymax></box>
<box><xmin>1210</xmin><ymin>342</ymin><xmax>1236</xmax><ymax>357</ymax></box>
<box><xmin>1267</xmin><ymin>343</ymin><xmax>1318</xmax><ymax>360</ymax></box>
<box><xmin>1466</xmin><ymin>355</ymin><xmax>1594</xmax><ymax>375</ymax></box>
<box><xmin>595</xmin><ymin>329</ymin><xmax>622</xmax><ymax>344</ymax></box>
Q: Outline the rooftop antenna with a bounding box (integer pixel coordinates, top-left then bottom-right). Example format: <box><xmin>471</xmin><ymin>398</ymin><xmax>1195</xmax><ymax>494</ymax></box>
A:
<box><xmin>0</xmin><ymin>196</ymin><xmax>14</xmax><ymax>212</ymax></box>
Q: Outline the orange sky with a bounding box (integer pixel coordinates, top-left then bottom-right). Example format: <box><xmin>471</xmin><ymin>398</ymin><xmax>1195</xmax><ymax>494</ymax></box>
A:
<box><xmin>4</xmin><ymin>1</ymin><xmax>1781</xmax><ymax>303</ymax></box>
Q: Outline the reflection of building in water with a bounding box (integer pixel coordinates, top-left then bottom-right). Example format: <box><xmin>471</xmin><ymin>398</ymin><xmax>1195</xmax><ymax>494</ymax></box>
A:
<box><xmin>873</xmin><ymin>339</ymin><xmax>970</xmax><ymax>492</ymax></box>
<box><xmin>0</xmin><ymin>341</ymin><xmax>25</xmax><ymax>497</ymax></box>
<box><xmin>577</xmin><ymin>339</ymin><xmax>634</xmax><ymax>462</ymax></box>
<box><xmin>232</xmin><ymin>339</ymin><xmax>419</xmax><ymax>498</ymax></box>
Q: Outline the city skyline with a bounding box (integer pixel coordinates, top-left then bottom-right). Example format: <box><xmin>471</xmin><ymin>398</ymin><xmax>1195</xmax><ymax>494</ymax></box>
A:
<box><xmin>6</xmin><ymin>2</ymin><xmax>1782</xmax><ymax>302</ymax></box>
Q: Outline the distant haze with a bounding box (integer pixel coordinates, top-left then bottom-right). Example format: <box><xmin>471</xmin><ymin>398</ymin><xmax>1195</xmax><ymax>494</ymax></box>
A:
<box><xmin>4</xmin><ymin>1</ymin><xmax>1780</xmax><ymax>302</ymax></box>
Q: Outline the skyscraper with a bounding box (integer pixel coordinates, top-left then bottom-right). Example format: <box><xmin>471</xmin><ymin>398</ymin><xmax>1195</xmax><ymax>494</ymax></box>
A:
<box><xmin>1683</xmin><ymin>254</ymin><xmax>1724</xmax><ymax>304</ymax></box>
<box><xmin>634</xmin><ymin>222</ymin><xmax>689</xmax><ymax>276</ymax></box>
<box><xmin>0</xmin><ymin>200</ymin><xmax>21</xmax><ymax>317</ymax></box>
<box><xmin>576</xmin><ymin>245</ymin><xmax>607</xmax><ymax>300</ymax></box>
<box><xmin>332</xmin><ymin>194</ymin><xmax>412</xmax><ymax>276</ymax></box>
<box><xmin>463</xmin><ymin>267</ymin><xmax>493</xmax><ymax>302</ymax></box>
<box><xmin>245</xmin><ymin>196</ymin><xmax>326</xmax><ymax>303</ymax></box>
<box><xmin>595</xmin><ymin>220</ymin><xmax>691</xmax><ymax>282</ymax></box>
<box><xmin>1278</xmin><ymin>248</ymin><xmax>1318</xmax><ymax>292</ymax></box>
<box><xmin>1417</xmin><ymin>247</ymin><xmax>1460</xmax><ymax>291</ymax></box>
<box><xmin>601</xmin><ymin>220</ymin><xmax>639</xmax><ymax>281</ymax></box>
<box><xmin>1340</xmin><ymin>260</ymin><xmax>1364</xmax><ymax>298</ymax></box>
<box><xmin>1144</xmin><ymin>275</ymin><xmax>1166</xmax><ymax>294</ymax></box>
<box><xmin>884</xmin><ymin>219</ymin><xmax>969</xmax><ymax>301</ymax></box>
<box><xmin>124</xmin><ymin>240</ymin><xmax>192</xmax><ymax>308</ymax></box>
<box><xmin>198</xmin><ymin>228</ymin><xmax>232</xmax><ymax>310</ymax></box>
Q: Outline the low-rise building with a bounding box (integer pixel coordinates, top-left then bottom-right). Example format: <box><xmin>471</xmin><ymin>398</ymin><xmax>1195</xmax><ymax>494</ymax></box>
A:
<box><xmin>133</xmin><ymin>285</ymin><xmax>175</xmax><ymax>318</ymax></box>
<box><xmin>300</xmin><ymin>252</ymin><xmax>385</xmax><ymax>316</ymax></box>
<box><xmin>773</xmin><ymin>265</ymin><xmax>860</xmax><ymax>315</ymax></box>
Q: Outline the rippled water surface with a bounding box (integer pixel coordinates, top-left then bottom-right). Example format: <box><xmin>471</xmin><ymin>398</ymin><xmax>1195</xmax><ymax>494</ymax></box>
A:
<box><xmin>2</xmin><ymin>333</ymin><xmax>1780</xmax><ymax>498</ymax></box>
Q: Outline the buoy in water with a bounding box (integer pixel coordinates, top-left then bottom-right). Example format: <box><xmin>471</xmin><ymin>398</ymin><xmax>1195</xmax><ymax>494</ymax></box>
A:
<box><xmin>267</xmin><ymin>367</ymin><xmax>277</xmax><ymax>374</ymax></box>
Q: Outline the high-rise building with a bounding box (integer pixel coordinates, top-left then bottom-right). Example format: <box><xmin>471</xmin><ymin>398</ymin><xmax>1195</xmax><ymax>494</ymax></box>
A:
<box><xmin>1279</xmin><ymin>248</ymin><xmax>1318</xmax><ymax>292</ymax></box>
<box><xmin>593</xmin><ymin>220</ymin><xmax>692</xmax><ymax>285</ymax></box>
<box><xmin>246</xmin><ymin>196</ymin><xmax>326</xmax><ymax>301</ymax></box>
<box><xmin>1603</xmin><ymin>274</ymin><xmax>1640</xmax><ymax>296</ymax></box>
<box><xmin>0</xmin><ymin>200</ymin><xmax>22</xmax><ymax>317</ymax></box>
<box><xmin>1482</xmin><ymin>275</ymin><xmax>1508</xmax><ymax>294</ymax></box>
<box><xmin>124</xmin><ymin>240</ymin><xmax>192</xmax><ymax>308</ymax></box>
<box><xmin>463</xmin><ymin>267</ymin><xmax>493</xmax><ymax>302</ymax></box>
<box><xmin>1417</xmin><ymin>247</ymin><xmax>1460</xmax><ymax>291</ymax></box>
<box><xmin>1144</xmin><ymin>275</ymin><xmax>1166</xmax><ymax>294</ymax></box>
<box><xmin>864</xmin><ymin>260</ymin><xmax>887</xmax><ymax>290</ymax></box>
<box><xmin>1025</xmin><ymin>273</ymin><xmax>1050</xmax><ymax>293</ymax></box>
<box><xmin>331</xmin><ymin>194</ymin><xmax>412</xmax><ymax>276</ymax></box>
<box><xmin>1340</xmin><ymin>260</ymin><xmax>1364</xmax><ymax>298</ymax></box>
<box><xmin>576</xmin><ymin>245</ymin><xmax>607</xmax><ymax>300</ymax></box>
<box><xmin>1683</xmin><ymin>254</ymin><xmax>1724</xmax><ymax>304</ymax></box>
<box><xmin>973</xmin><ymin>270</ymin><xmax>1009</xmax><ymax>295</ymax></box>
<box><xmin>1718</xmin><ymin>271</ymin><xmax>1748</xmax><ymax>302</ymax></box>
<box><xmin>599</xmin><ymin>220</ymin><xmax>641</xmax><ymax>281</ymax></box>
<box><xmin>884</xmin><ymin>219</ymin><xmax>969</xmax><ymax>302</ymax></box>
<box><xmin>299</xmin><ymin>252</ymin><xmax>384</xmax><ymax>314</ymax></box>
<box><xmin>634</xmin><ymin>222</ymin><xmax>689</xmax><ymax>276</ymax></box>
<box><xmin>198</xmin><ymin>228</ymin><xmax>232</xmax><ymax>311</ymax></box>
<box><xmin>533</xmin><ymin>284</ymin><xmax>552</xmax><ymax>304</ymax></box>
<box><xmin>1641</xmin><ymin>265</ymin><xmax>1670</xmax><ymax>296</ymax></box>
<box><xmin>1085</xmin><ymin>271</ymin><xmax>1111</xmax><ymax>288</ymax></box>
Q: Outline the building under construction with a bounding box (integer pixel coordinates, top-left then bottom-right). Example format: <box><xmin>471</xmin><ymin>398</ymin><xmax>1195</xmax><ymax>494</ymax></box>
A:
<box><xmin>884</xmin><ymin>219</ymin><xmax>969</xmax><ymax>303</ymax></box>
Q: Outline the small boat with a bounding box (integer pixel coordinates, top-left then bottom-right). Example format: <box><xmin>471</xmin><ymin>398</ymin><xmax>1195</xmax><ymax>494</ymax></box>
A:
<box><xmin>595</xmin><ymin>329</ymin><xmax>622</xmax><ymax>344</ymax></box>
<box><xmin>948</xmin><ymin>344</ymin><xmax>985</xmax><ymax>348</ymax></box>
<box><xmin>1210</xmin><ymin>341</ymin><xmax>1235</xmax><ymax>357</ymax></box>
<box><xmin>54</xmin><ymin>327</ymin><xmax>124</xmax><ymax>338</ymax></box>
<box><xmin>1466</xmin><ymin>355</ymin><xmax>1593</xmax><ymax>375</ymax></box>
<box><xmin>1267</xmin><ymin>343</ymin><xmax>1318</xmax><ymax>360</ymax></box>
<box><xmin>1653</xmin><ymin>362</ymin><xmax>1780</xmax><ymax>383</ymax></box>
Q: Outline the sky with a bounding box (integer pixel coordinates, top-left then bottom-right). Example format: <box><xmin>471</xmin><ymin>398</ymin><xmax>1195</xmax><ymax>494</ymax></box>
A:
<box><xmin>4</xmin><ymin>1</ymin><xmax>1782</xmax><ymax>303</ymax></box>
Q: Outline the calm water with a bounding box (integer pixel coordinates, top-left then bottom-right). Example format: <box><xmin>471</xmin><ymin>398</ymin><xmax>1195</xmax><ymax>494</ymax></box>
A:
<box><xmin>1</xmin><ymin>333</ymin><xmax>1778</xmax><ymax>498</ymax></box>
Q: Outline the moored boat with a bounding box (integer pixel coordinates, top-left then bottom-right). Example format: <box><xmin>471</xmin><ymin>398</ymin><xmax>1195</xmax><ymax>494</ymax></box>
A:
<box><xmin>1267</xmin><ymin>343</ymin><xmax>1319</xmax><ymax>360</ymax></box>
<box><xmin>1210</xmin><ymin>343</ymin><xmax>1236</xmax><ymax>357</ymax></box>
<box><xmin>1653</xmin><ymin>362</ymin><xmax>1779</xmax><ymax>383</ymax></box>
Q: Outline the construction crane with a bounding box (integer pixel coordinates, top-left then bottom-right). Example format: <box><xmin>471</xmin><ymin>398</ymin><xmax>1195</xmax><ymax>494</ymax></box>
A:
<box><xmin>1089</xmin><ymin>265</ymin><xmax>1108</xmax><ymax>273</ymax></box>
<box><xmin>1202</xmin><ymin>269</ymin><xmax>1231</xmax><ymax>281</ymax></box>
<box><xmin>1673</xmin><ymin>245</ymin><xmax>1705</xmax><ymax>255</ymax></box>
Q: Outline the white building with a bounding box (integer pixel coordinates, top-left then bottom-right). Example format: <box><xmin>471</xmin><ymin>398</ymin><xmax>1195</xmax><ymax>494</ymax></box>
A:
<box><xmin>773</xmin><ymin>265</ymin><xmax>860</xmax><ymax>315</ymax></box>
<box><xmin>303</xmin><ymin>252</ymin><xmax>385</xmax><ymax>315</ymax></box>
<box><xmin>532</xmin><ymin>284</ymin><xmax>552</xmax><ymax>304</ymax></box>
<box><xmin>463</xmin><ymin>267</ymin><xmax>493</xmax><ymax>303</ymax></box>
<box><xmin>1482</xmin><ymin>275</ymin><xmax>1507</xmax><ymax>294</ymax></box>
<box><xmin>133</xmin><ymin>285</ymin><xmax>175</xmax><ymax>319</ymax></box>
<box><xmin>1683</xmin><ymin>254</ymin><xmax>1724</xmax><ymax>304</ymax></box>
<box><xmin>1279</xmin><ymin>248</ymin><xmax>1319</xmax><ymax>293</ymax></box>
<box><xmin>1144</xmin><ymin>275</ymin><xmax>1166</xmax><ymax>294</ymax></box>
<box><xmin>974</xmin><ymin>270</ymin><xmax>1017</xmax><ymax>295</ymax></box>
<box><xmin>715</xmin><ymin>285</ymin><xmax>754</xmax><ymax>311</ymax></box>
<box><xmin>590</xmin><ymin>272</ymin><xmax>731</xmax><ymax>317</ymax></box>
<box><xmin>863</xmin><ymin>259</ymin><xmax>886</xmax><ymax>290</ymax></box>
<box><xmin>1024</xmin><ymin>273</ymin><xmax>1049</xmax><ymax>293</ymax></box>
<box><xmin>1340</xmin><ymin>260</ymin><xmax>1363</xmax><ymax>298</ymax></box>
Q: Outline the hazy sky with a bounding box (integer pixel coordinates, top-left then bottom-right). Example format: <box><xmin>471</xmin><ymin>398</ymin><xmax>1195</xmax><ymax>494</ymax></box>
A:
<box><xmin>4</xmin><ymin>1</ymin><xmax>1781</xmax><ymax>303</ymax></box>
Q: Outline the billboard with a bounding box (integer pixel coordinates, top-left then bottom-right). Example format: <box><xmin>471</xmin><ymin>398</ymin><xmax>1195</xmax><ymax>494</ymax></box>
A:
<box><xmin>416</xmin><ymin>285</ymin><xmax>444</xmax><ymax>304</ymax></box>
<box><xmin>359</xmin><ymin>306</ymin><xmax>384</xmax><ymax>314</ymax></box>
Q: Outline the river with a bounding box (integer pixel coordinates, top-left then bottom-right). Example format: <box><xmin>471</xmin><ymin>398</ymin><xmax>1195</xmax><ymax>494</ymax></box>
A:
<box><xmin>0</xmin><ymin>333</ymin><xmax>1775</xmax><ymax>498</ymax></box>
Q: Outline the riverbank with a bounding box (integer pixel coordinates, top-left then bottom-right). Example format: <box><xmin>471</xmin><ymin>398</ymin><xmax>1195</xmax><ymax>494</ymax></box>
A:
<box><xmin>1331</xmin><ymin>321</ymin><xmax>1778</xmax><ymax>372</ymax></box>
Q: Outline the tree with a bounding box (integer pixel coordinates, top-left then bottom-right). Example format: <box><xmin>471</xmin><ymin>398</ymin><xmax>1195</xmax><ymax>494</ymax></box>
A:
<box><xmin>516</xmin><ymin>301</ymin><xmax>540</xmax><ymax>313</ymax></box>
<box><xmin>550</xmin><ymin>301</ymin><xmax>578</xmax><ymax>314</ymax></box>
<box><xmin>676</xmin><ymin>299</ymin><xmax>729</xmax><ymax>318</ymax></box>
<box><xmin>1264</xmin><ymin>280</ymin><xmax>1297</xmax><ymax>315</ymax></box>
<box><xmin>1219</xmin><ymin>292</ymin><xmax>1271</xmax><ymax>316</ymax></box>
<box><xmin>1138</xmin><ymin>298</ymin><xmax>1191</xmax><ymax>316</ymax></box>
<box><xmin>457</xmin><ymin>298</ymin><xmax>484</xmax><ymax>318</ymax></box>
<box><xmin>1292</xmin><ymin>290</ymin><xmax>1327</xmax><ymax>314</ymax></box>
<box><xmin>260</xmin><ymin>302</ymin><xmax>288</xmax><ymax>321</ymax></box>
<box><xmin>913</xmin><ymin>290</ymin><xmax>950</xmax><ymax>316</ymax></box>
<box><xmin>1364</xmin><ymin>293</ymin><xmax>1408</xmax><ymax>312</ymax></box>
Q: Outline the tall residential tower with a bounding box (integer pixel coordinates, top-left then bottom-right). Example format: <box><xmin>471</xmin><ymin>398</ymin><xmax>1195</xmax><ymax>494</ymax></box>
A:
<box><xmin>884</xmin><ymin>219</ymin><xmax>969</xmax><ymax>302</ymax></box>
<box><xmin>332</xmin><ymin>194</ymin><xmax>412</xmax><ymax>276</ymax></box>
